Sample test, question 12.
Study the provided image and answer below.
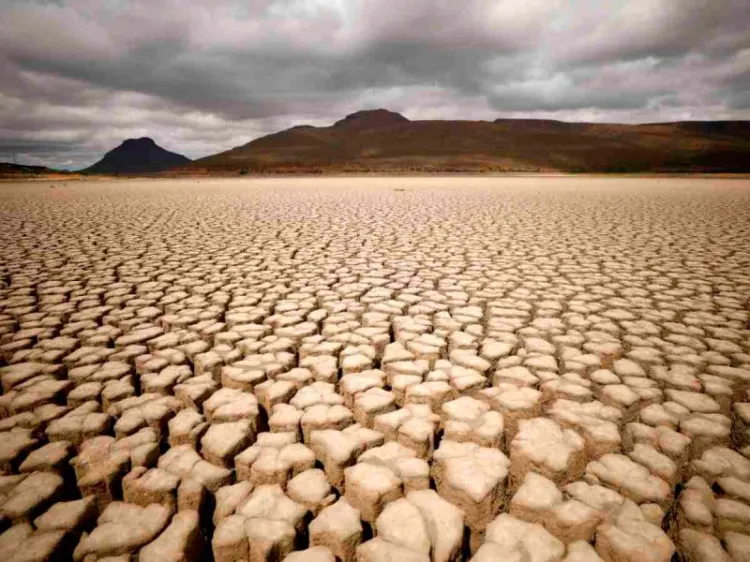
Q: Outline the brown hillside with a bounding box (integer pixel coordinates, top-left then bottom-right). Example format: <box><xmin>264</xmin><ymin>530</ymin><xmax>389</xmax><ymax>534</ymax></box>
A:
<box><xmin>0</xmin><ymin>163</ymin><xmax>82</xmax><ymax>180</ymax></box>
<box><xmin>190</xmin><ymin>109</ymin><xmax>750</xmax><ymax>174</ymax></box>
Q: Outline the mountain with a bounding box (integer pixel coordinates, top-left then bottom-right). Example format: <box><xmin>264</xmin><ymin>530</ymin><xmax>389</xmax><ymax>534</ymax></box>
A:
<box><xmin>83</xmin><ymin>138</ymin><xmax>191</xmax><ymax>174</ymax></box>
<box><xmin>0</xmin><ymin>163</ymin><xmax>57</xmax><ymax>176</ymax></box>
<box><xmin>0</xmin><ymin>163</ymin><xmax>77</xmax><ymax>179</ymax></box>
<box><xmin>190</xmin><ymin>110</ymin><xmax>750</xmax><ymax>174</ymax></box>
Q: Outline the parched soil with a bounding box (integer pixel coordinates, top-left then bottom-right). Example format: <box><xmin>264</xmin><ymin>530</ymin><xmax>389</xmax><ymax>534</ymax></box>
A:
<box><xmin>0</xmin><ymin>176</ymin><xmax>749</xmax><ymax>562</ymax></box>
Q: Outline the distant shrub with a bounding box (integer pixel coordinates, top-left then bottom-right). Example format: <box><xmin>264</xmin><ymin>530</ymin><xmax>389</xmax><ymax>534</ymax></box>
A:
<box><xmin>239</xmin><ymin>168</ymin><xmax>249</xmax><ymax>175</ymax></box>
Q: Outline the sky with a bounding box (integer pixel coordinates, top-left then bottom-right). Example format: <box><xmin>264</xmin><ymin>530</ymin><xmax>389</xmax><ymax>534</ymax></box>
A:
<box><xmin>1</xmin><ymin>0</ymin><xmax>748</xmax><ymax>170</ymax></box>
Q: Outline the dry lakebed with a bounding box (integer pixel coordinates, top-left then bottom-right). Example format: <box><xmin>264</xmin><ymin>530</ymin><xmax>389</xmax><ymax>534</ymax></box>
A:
<box><xmin>0</xmin><ymin>176</ymin><xmax>749</xmax><ymax>561</ymax></box>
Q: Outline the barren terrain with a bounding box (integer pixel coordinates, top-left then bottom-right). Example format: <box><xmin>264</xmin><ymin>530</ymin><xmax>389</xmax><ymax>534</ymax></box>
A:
<box><xmin>1</xmin><ymin>176</ymin><xmax>749</xmax><ymax>561</ymax></box>
<box><xmin>190</xmin><ymin>111</ymin><xmax>750</xmax><ymax>174</ymax></box>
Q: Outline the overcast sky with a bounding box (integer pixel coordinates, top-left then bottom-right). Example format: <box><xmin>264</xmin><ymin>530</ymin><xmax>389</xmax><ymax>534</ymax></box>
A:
<box><xmin>1</xmin><ymin>0</ymin><xmax>748</xmax><ymax>170</ymax></box>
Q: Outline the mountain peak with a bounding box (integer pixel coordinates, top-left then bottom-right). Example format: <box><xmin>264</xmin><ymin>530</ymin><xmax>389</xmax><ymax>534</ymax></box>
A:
<box><xmin>121</xmin><ymin>137</ymin><xmax>157</xmax><ymax>146</ymax></box>
<box><xmin>83</xmin><ymin>137</ymin><xmax>190</xmax><ymax>174</ymax></box>
<box><xmin>334</xmin><ymin>109</ymin><xmax>409</xmax><ymax>129</ymax></box>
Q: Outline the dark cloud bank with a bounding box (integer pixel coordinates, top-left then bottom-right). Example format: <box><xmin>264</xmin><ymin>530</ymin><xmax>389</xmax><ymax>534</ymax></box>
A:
<box><xmin>1</xmin><ymin>0</ymin><xmax>748</xmax><ymax>170</ymax></box>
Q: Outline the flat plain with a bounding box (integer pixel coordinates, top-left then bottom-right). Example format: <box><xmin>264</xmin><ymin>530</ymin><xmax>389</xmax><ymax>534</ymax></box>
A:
<box><xmin>1</xmin><ymin>176</ymin><xmax>749</xmax><ymax>562</ymax></box>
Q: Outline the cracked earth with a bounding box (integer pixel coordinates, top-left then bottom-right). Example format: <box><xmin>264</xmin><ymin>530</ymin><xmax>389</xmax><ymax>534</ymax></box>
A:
<box><xmin>1</xmin><ymin>176</ymin><xmax>749</xmax><ymax>562</ymax></box>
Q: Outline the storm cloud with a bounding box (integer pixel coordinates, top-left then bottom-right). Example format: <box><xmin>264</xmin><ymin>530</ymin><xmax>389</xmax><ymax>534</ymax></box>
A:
<box><xmin>1</xmin><ymin>0</ymin><xmax>748</xmax><ymax>169</ymax></box>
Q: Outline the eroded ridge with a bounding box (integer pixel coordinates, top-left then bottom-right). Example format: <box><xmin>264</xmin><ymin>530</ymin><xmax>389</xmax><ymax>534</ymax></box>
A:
<box><xmin>1</xmin><ymin>177</ymin><xmax>749</xmax><ymax>561</ymax></box>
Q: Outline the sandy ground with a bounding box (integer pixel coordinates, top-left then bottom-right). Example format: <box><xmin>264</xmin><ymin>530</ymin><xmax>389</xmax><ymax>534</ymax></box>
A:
<box><xmin>1</xmin><ymin>177</ymin><xmax>749</xmax><ymax>562</ymax></box>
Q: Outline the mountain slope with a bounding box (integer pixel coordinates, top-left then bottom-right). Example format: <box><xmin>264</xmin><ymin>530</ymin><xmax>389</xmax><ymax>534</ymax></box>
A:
<box><xmin>84</xmin><ymin>138</ymin><xmax>191</xmax><ymax>174</ymax></box>
<box><xmin>0</xmin><ymin>163</ymin><xmax>81</xmax><ymax>179</ymax></box>
<box><xmin>0</xmin><ymin>163</ymin><xmax>58</xmax><ymax>177</ymax></box>
<box><xmin>191</xmin><ymin>110</ymin><xmax>750</xmax><ymax>174</ymax></box>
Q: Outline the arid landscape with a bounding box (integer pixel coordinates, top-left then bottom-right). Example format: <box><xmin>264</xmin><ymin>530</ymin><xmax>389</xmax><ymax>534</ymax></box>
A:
<box><xmin>189</xmin><ymin>111</ymin><xmax>750</xmax><ymax>175</ymax></box>
<box><xmin>2</xmin><ymin>0</ymin><xmax>750</xmax><ymax>560</ymax></box>
<box><xmin>5</xmin><ymin>111</ymin><xmax>750</xmax><ymax>178</ymax></box>
<box><xmin>1</xmin><ymin>176</ymin><xmax>749</xmax><ymax>561</ymax></box>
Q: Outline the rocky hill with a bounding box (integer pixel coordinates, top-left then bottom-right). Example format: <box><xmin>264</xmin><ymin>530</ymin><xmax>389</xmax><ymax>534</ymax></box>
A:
<box><xmin>190</xmin><ymin>110</ymin><xmax>750</xmax><ymax>174</ymax></box>
<box><xmin>84</xmin><ymin>138</ymin><xmax>191</xmax><ymax>174</ymax></box>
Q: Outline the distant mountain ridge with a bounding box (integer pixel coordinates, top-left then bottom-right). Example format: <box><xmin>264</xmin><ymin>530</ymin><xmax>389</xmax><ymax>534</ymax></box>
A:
<box><xmin>333</xmin><ymin>109</ymin><xmax>411</xmax><ymax>129</ymax></box>
<box><xmin>0</xmin><ymin>162</ymin><xmax>81</xmax><ymax>179</ymax></box>
<box><xmin>0</xmin><ymin>162</ymin><xmax>58</xmax><ymax>176</ymax></box>
<box><xmin>83</xmin><ymin>137</ymin><xmax>191</xmax><ymax>174</ymax></box>
<box><xmin>189</xmin><ymin>109</ymin><xmax>750</xmax><ymax>174</ymax></box>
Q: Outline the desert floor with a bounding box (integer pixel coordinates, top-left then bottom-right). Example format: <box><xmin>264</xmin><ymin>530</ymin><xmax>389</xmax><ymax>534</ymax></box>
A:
<box><xmin>1</xmin><ymin>176</ymin><xmax>749</xmax><ymax>562</ymax></box>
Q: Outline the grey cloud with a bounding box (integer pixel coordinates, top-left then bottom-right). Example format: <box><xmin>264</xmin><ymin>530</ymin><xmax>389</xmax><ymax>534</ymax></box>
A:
<box><xmin>552</xmin><ymin>0</ymin><xmax>750</xmax><ymax>63</ymax></box>
<box><xmin>0</xmin><ymin>0</ymin><xmax>748</xmax><ymax>170</ymax></box>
